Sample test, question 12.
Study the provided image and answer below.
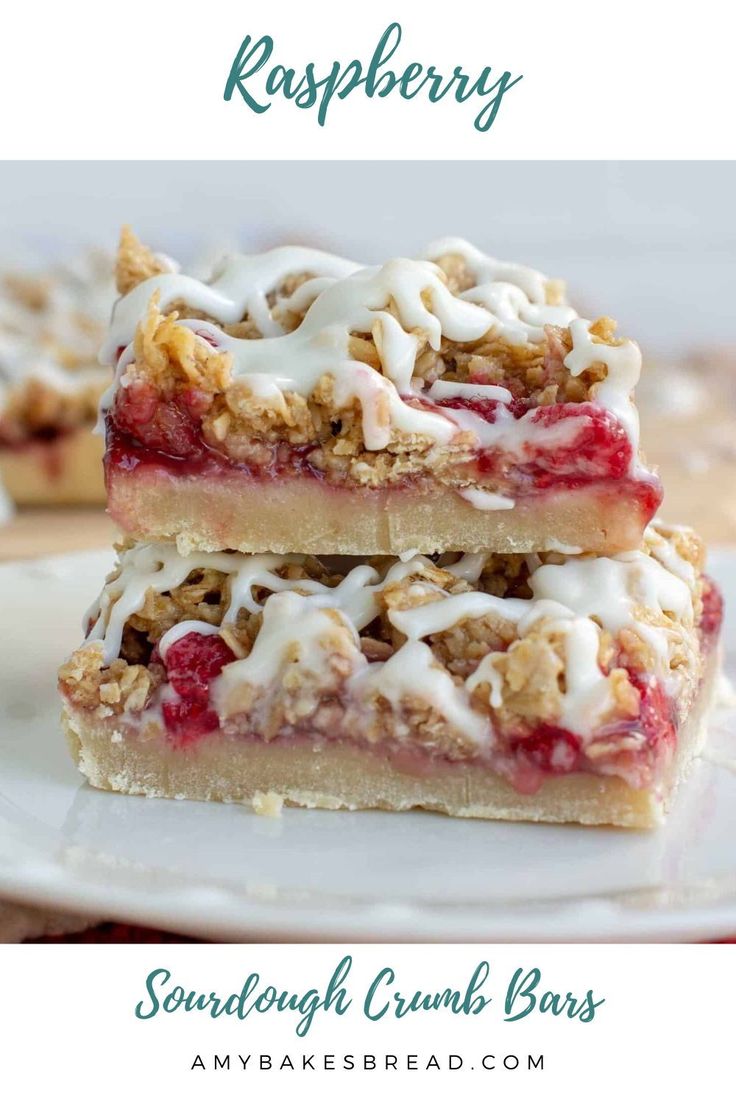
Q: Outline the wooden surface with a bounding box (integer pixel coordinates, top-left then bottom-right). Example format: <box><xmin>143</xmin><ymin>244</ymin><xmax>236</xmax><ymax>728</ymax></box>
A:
<box><xmin>0</xmin><ymin>507</ymin><xmax>116</xmax><ymax>562</ymax></box>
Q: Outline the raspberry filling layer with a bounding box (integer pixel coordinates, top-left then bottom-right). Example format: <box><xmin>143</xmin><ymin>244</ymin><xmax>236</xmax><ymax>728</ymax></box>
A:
<box><xmin>106</xmin><ymin>384</ymin><xmax>662</xmax><ymax>511</ymax></box>
<box><xmin>700</xmin><ymin>576</ymin><xmax>724</xmax><ymax>646</ymax></box>
<box><xmin>146</xmin><ymin>607</ymin><xmax>720</xmax><ymax>792</ymax></box>
<box><xmin>433</xmin><ymin>396</ymin><xmax>633</xmax><ymax>483</ymax></box>
<box><xmin>161</xmin><ymin>632</ymin><xmax>234</xmax><ymax>746</ymax></box>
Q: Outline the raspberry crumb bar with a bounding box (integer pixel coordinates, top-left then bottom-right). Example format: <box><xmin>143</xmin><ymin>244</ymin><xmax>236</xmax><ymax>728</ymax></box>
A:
<box><xmin>100</xmin><ymin>230</ymin><xmax>661</xmax><ymax>556</ymax></box>
<box><xmin>0</xmin><ymin>252</ymin><xmax>113</xmax><ymax>505</ymax></box>
<box><xmin>59</xmin><ymin>521</ymin><xmax>721</xmax><ymax>828</ymax></box>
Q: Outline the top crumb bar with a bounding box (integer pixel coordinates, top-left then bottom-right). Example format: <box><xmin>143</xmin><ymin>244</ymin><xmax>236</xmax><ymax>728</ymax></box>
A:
<box><xmin>101</xmin><ymin>228</ymin><xmax>661</xmax><ymax>556</ymax></box>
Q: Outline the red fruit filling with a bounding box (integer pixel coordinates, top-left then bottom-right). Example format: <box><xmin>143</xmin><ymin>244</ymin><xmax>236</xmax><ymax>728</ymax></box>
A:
<box><xmin>500</xmin><ymin>401</ymin><xmax>635</xmax><ymax>483</ymax></box>
<box><xmin>144</xmin><ymin>624</ymin><xmax>688</xmax><ymax>788</ymax></box>
<box><xmin>108</xmin><ymin>385</ymin><xmax>660</xmax><ymax>518</ymax></box>
<box><xmin>435</xmin><ymin>395</ymin><xmax>530</xmax><ymax>422</ymax></box>
<box><xmin>521</xmin><ymin>403</ymin><xmax>633</xmax><ymax>481</ymax></box>
<box><xmin>699</xmin><ymin>576</ymin><xmax>724</xmax><ymax>644</ymax></box>
<box><xmin>629</xmin><ymin>672</ymin><xmax>677</xmax><ymax>753</ymax></box>
<box><xmin>105</xmin><ymin>412</ymin><xmax>322</xmax><ymax>480</ymax></box>
<box><xmin>436</xmin><ymin>397</ymin><xmax>640</xmax><ymax>492</ymax></box>
<box><xmin>161</xmin><ymin>698</ymin><xmax>221</xmax><ymax>746</ymax></box>
<box><xmin>165</xmin><ymin>632</ymin><xmax>234</xmax><ymax>703</ymax></box>
<box><xmin>434</xmin><ymin>398</ymin><xmax>632</xmax><ymax>481</ymax></box>
<box><xmin>506</xmin><ymin>669</ymin><xmax>680</xmax><ymax>792</ymax></box>
<box><xmin>113</xmin><ymin>380</ymin><xmax>209</xmax><ymax>460</ymax></box>
<box><xmin>161</xmin><ymin>631</ymin><xmax>234</xmax><ymax>745</ymax></box>
<box><xmin>511</xmin><ymin>724</ymin><xmax>582</xmax><ymax>773</ymax></box>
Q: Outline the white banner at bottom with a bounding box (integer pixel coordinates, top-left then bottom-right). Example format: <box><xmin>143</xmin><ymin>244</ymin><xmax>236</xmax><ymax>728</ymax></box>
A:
<box><xmin>0</xmin><ymin>943</ymin><xmax>729</xmax><ymax>1100</ymax></box>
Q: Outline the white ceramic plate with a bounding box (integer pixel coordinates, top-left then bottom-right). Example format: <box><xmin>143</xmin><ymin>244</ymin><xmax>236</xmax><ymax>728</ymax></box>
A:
<box><xmin>2</xmin><ymin>547</ymin><xmax>736</xmax><ymax>942</ymax></box>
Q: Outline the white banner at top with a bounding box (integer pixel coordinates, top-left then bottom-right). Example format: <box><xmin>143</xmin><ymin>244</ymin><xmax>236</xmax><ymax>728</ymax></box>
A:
<box><xmin>1</xmin><ymin>0</ymin><xmax>734</xmax><ymax>159</ymax></box>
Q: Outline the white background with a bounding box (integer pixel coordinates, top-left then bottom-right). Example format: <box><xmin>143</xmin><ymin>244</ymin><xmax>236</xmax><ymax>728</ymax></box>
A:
<box><xmin>1</xmin><ymin>944</ymin><xmax>731</xmax><ymax>1101</ymax></box>
<box><xmin>1</xmin><ymin>0</ymin><xmax>734</xmax><ymax>159</ymax></box>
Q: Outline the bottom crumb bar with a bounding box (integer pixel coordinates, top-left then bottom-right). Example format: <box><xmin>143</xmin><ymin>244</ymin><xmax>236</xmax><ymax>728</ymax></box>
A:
<box><xmin>59</xmin><ymin>522</ymin><xmax>723</xmax><ymax>828</ymax></box>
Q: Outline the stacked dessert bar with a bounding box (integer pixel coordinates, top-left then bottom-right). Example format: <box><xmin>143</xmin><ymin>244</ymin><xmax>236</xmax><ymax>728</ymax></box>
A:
<box><xmin>59</xmin><ymin>229</ymin><xmax>723</xmax><ymax>827</ymax></box>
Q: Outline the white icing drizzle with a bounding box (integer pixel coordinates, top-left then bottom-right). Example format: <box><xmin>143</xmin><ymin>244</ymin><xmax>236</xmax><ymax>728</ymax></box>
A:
<box><xmin>100</xmin><ymin>238</ymin><xmax>645</xmax><ymax>479</ymax></box>
<box><xmin>351</xmin><ymin>640</ymin><xmax>489</xmax><ymax>746</ymax></box>
<box><xmin>426</xmin><ymin>379</ymin><xmax>513</xmax><ymax>403</ymax></box>
<box><xmin>84</xmin><ymin>523</ymin><xmax>700</xmax><ymax>744</ymax></box>
<box><xmin>558</xmin><ymin>617</ymin><xmax>617</xmax><ymax>732</ymax></box>
<box><xmin>214</xmin><ymin>591</ymin><xmax>366</xmax><ymax>710</ymax></box>
<box><xmin>531</xmin><ymin>553</ymin><xmax>692</xmax><ymax>634</ymax></box>
<box><xmin>100</xmin><ymin>245</ymin><xmax>361</xmax><ymax>359</ymax></box>
<box><xmin>444</xmin><ymin>552</ymin><xmax>488</xmax><ymax>583</ymax></box>
<box><xmin>389</xmin><ymin>590</ymin><xmax>527</xmax><ymax>639</ymax></box>
<box><xmin>472</xmin><ymin>609</ymin><xmax>615</xmax><ymax>736</ymax></box>
<box><xmin>423</xmin><ymin>237</ymin><xmax>551</xmax><ymax>305</ymax></box>
<box><xmin>645</xmin><ymin>522</ymin><xmax>697</xmax><ymax>585</ymax></box>
<box><xmin>85</xmin><ymin>543</ymin><xmax>383</xmax><ymax>665</ymax></box>
<box><xmin>544</xmin><ymin>540</ymin><xmax>583</xmax><ymax>555</ymax></box>
<box><xmin>564</xmin><ymin>317</ymin><xmax>641</xmax><ymax>451</ymax></box>
<box><xmin>423</xmin><ymin>236</ymin><xmax>578</xmax><ymax>346</ymax></box>
<box><xmin>458</xmin><ymin>487</ymin><xmax>515</xmax><ymax>511</ymax></box>
<box><xmin>158</xmin><ymin>619</ymin><xmax>219</xmax><ymax>661</ymax></box>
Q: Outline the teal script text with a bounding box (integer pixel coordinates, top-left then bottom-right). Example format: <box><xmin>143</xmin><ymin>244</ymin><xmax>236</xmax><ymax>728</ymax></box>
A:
<box><xmin>224</xmin><ymin>22</ymin><xmax>523</xmax><ymax>133</ymax></box>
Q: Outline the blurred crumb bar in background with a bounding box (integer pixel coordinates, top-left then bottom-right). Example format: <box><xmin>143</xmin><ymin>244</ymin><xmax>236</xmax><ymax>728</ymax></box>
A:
<box><xmin>0</xmin><ymin>252</ymin><xmax>113</xmax><ymax>506</ymax></box>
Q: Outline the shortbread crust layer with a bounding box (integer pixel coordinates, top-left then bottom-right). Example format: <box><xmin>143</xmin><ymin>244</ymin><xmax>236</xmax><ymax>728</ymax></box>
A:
<box><xmin>105</xmin><ymin>463</ymin><xmax>654</xmax><ymax>556</ymax></box>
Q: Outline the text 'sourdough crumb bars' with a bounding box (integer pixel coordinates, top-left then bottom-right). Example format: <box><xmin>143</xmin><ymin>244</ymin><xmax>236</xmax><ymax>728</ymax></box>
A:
<box><xmin>57</xmin><ymin>229</ymin><xmax>723</xmax><ymax>828</ymax></box>
<box><xmin>59</xmin><ymin>522</ymin><xmax>722</xmax><ymax>828</ymax></box>
<box><xmin>101</xmin><ymin>229</ymin><xmax>661</xmax><ymax>556</ymax></box>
